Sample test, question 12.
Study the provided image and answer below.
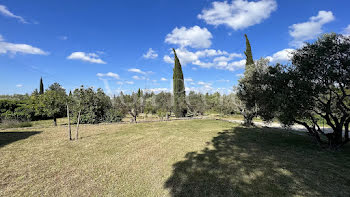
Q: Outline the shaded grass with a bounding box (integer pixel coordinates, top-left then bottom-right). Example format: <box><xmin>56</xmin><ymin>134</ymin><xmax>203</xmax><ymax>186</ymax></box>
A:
<box><xmin>31</xmin><ymin>117</ymin><xmax>68</xmax><ymax>127</ymax></box>
<box><xmin>0</xmin><ymin>119</ymin><xmax>349</xmax><ymax>196</ymax></box>
<box><xmin>0</xmin><ymin>120</ymin><xmax>32</xmax><ymax>129</ymax></box>
<box><xmin>165</xmin><ymin>126</ymin><xmax>350</xmax><ymax>197</ymax></box>
<box><xmin>0</xmin><ymin>131</ymin><xmax>41</xmax><ymax>148</ymax></box>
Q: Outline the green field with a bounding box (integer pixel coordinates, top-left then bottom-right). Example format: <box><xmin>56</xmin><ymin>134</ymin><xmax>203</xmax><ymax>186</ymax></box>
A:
<box><xmin>1</xmin><ymin>119</ymin><xmax>349</xmax><ymax>196</ymax></box>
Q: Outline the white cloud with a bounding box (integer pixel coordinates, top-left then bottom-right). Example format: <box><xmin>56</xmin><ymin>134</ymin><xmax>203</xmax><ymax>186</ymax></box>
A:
<box><xmin>226</xmin><ymin>59</ymin><xmax>246</xmax><ymax>71</ymax></box>
<box><xmin>125</xmin><ymin>81</ymin><xmax>134</xmax><ymax>85</ymax></box>
<box><xmin>343</xmin><ymin>25</ymin><xmax>350</xmax><ymax>36</ymax></box>
<box><xmin>198</xmin><ymin>81</ymin><xmax>212</xmax><ymax>86</ymax></box>
<box><xmin>185</xmin><ymin>78</ymin><xmax>193</xmax><ymax>82</ymax></box>
<box><xmin>289</xmin><ymin>11</ymin><xmax>335</xmax><ymax>47</ymax></box>
<box><xmin>163</xmin><ymin>55</ymin><xmax>173</xmax><ymax>63</ymax></box>
<box><xmin>16</xmin><ymin>84</ymin><xmax>23</xmax><ymax>88</ymax></box>
<box><xmin>165</xmin><ymin>26</ymin><xmax>213</xmax><ymax>48</ymax></box>
<box><xmin>217</xmin><ymin>79</ymin><xmax>230</xmax><ymax>82</ymax></box>
<box><xmin>96</xmin><ymin>72</ymin><xmax>120</xmax><ymax>79</ymax></box>
<box><xmin>164</xmin><ymin>47</ymin><xmax>244</xmax><ymax>71</ymax></box>
<box><xmin>143</xmin><ymin>48</ymin><xmax>158</xmax><ymax>59</ymax></box>
<box><xmin>266</xmin><ymin>48</ymin><xmax>295</xmax><ymax>63</ymax></box>
<box><xmin>67</xmin><ymin>52</ymin><xmax>106</xmax><ymax>64</ymax></box>
<box><xmin>132</xmin><ymin>75</ymin><xmax>146</xmax><ymax>80</ymax></box>
<box><xmin>213</xmin><ymin>53</ymin><xmax>242</xmax><ymax>62</ymax></box>
<box><xmin>160</xmin><ymin>77</ymin><xmax>168</xmax><ymax>81</ymax></box>
<box><xmin>198</xmin><ymin>0</ymin><xmax>277</xmax><ymax>30</ymax></box>
<box><xmin>144</xmin><ymin>88</ymin><xmax>169</xmax><ymax>93</ymax></box>
<box><xmin>0</xmin><ymin>35</ymin><xmax>48</xmax><ymax>55</ymax></box>
<box><xmin>128</xmin><ymin>68</ymin><xmax>146</xmax><ymax>75</ymax></box>
<box><xmin>186</xmin><ymin>83</ymin><xmax>214</xmax><ymax>93</ymax></box>
<box><xmin>0</xmin><ymin>4</ymin><xmax>27</xmax><ymax>23</ymax></box>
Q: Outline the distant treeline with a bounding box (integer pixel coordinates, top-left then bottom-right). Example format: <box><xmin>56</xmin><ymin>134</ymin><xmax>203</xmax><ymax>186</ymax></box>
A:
<box><xmin>0</xmin><ymin>83</ymin><xmax>240</xmax><ymax>126</ymax></box>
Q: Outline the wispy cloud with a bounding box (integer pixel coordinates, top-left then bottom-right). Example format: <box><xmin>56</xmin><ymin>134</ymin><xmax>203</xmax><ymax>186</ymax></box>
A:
<box><xmin>16</xmin><ymin>84</ymin><xmax>23</xmax><ymax>88</ymax></box>
<box><xmin>125</xmin><ymin>81</ymin><xmax>134</xmax><ymax>85</ymax></box>
<box><xmin>160</xmin><ymin>77</ymin><xmax>168</xmax><ymax>81</ymax></box>
<box><xmin>67</xmin><ymin>52</ymin><xmax>106</xmax><ymax>64</ymax></box>
<box><xmin>0</xmin><ymin>34</ymin><xmax>48</xmax><ymax>55</ymax></box>
<box><xmin>96</xmin><ymin>72</ymin><xmax>120</xmax><ymax>79</ymax></box>
<box><xmin>132</xmin><ymin>75</ymin><xmax>146</xmax><ymax>80</ymax></box>
<box><xmin>0</xmin><ymin>4</ymin><xmax>28</xmax><ymax>23</ymax></box>
<box><xmin>58</xmin><ymin>36</ymin><xmax>68</xmax><ymax>40</ymax></box>
<box><xmin>128</xmin><ymin>68</ymin><xmax>146</xmax><ymax>75</ymax></box>
<box><xmin>143</xmin><ymin>48</ymin><xmax>158</xmax><ymax>59</ymax></box>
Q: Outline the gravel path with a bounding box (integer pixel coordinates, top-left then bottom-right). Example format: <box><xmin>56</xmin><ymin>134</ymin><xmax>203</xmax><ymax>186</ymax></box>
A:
<box><xmin>221</xmin><ymin>119</ymin><xmax>343</xmax><ymax>136</ymax></box>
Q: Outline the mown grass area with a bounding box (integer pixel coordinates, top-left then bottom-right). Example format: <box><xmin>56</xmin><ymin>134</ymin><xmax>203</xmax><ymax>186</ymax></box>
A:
<box><xmin>0</xmin><ymin>119</ymin><xmax>349</xmax><ymax>196</ymax></box>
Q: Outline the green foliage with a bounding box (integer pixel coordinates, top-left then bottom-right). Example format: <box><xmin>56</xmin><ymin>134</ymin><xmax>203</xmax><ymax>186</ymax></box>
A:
<box><xmin>155</xmin><ymin>91</ymin><xmax>172</xmax><ymax>118</ymax></box>
<box><xmin>244</xmin><ymin>34</ymin><xmax>254</xmax><ymax>67</ymax></box>
<box><xmin>187</xmin><ymin>91</ymin><xmax>206</xmax><ymax>116</ymax></box>
<box><xmin>42</xmin><ymin>83</ymin><xmax>67</xmax><ymax>125</ymax></box>
<box><xmin>104</xmin><ymin>108</ymin><xmax>124</xmax><ymax>123</ymax></box>
<box><xmin>220</xmin><ymin>94</ymin><xmax>240</xmax><ymax>115</ymax></box>
<box><xmin>205</xmin><ymin>92</ymin><xmax>221</xmax><ymax>113</ymax></box>
<box><xmin>0</xmin><ymin>98</ymin><xmax>36</xmax><ymax>122</ymax></box>
<box><xmin>117</xmin><ymin>91</ymin><xmax>143</xmax><ymax>122</ymax></box>
<box><xmin>72</xmin><ymin>86</ymin><xmax>113</xmax><ymax>124</ymax></box>
<box><xmin>237</xmin><ymin>58</ymin><xmax>269</xmax><ymax>125</ymax></box>
<box><xmin>258</xmin><ymin>33</ymin><xmax>350</xmax><ymax>148</ymax></box>
<box><xmin>172</xmin><ymin>48</ymin><xmax>187</xmax><ymax>117</ymax></box>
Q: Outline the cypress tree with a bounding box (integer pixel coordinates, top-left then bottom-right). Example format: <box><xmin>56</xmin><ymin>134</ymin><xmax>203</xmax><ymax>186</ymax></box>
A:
<box><xmin>39</xmin><ymin>77</ymin><xmax>44</xmax><ymax>95</ymax></box>
<box><xmin>172</xmin><ymin>48</ymin><xmax>186</xmax><ymax>117</ymax></box>
<box><xmin>244</xmin><ymin>34</ymin><xmax>254</xmax><ymax>68</ymax></box>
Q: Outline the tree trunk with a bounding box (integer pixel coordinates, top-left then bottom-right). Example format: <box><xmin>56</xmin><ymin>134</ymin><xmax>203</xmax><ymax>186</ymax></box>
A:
<box><xmin>345</xmin><ymin>122</ymin><xmax>349</xmax><ymax>141</ymax></box>
<box><xmin>67</xmin><ymin>104</ymin><xmax>71</xmax><ymax>140</ymax></box>
<box><xmin>76</xmin><ymin>110</ymin><xmax>81</xmax><ymax>140</ymax></box>
<box><xmin>53</xmin><ymin>117</ymin><xmax>57</xmax><ymax>126</ymax></box>
<box><xmin>166</xmin><ymin>112</ymin><xmax>169</xmax><ymax>120</ymax></box>
<box><xmin>243</xmin><ymin>114</ymin><xmax>254</xmax><ymax>126</ymax></box>
<box><xmin>134</xmin><ymin>116</ymin><xmax>137</xmax><ymax>123</ymax></box>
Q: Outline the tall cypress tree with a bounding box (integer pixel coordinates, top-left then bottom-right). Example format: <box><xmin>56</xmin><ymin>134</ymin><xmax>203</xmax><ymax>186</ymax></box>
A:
<box><xmin>172</xmin><ymin>48</ymin><xmax>186</xmax><ymax>117</ymax></box>
<box><xmin>244</xmin><ymin>34</ymin><xmax>254</xmax><ymax>68</ymax></box>
<box><xmin>237</xmin><ymin>34</ymin><xmax>257</xmax><ymax>126</ymax></box>
<box><xmin>39</xmin><ymin>77</ymin><xmax>44</xmax><ymax>95</ymax></box>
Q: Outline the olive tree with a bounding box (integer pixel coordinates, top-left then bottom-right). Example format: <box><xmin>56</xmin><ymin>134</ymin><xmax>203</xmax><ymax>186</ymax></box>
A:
<box><xmin>42</xmin><ymin>83</ymin><xmax>67</xmax><ymax>126</ymax></box>
<box><xmin>258</xmin><ymin>34</ymin><xmax>350</xmax><ymax>149</ymax></box>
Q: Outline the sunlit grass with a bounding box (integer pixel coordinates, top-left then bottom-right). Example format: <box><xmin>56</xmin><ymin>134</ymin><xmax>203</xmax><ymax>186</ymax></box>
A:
<box><xmin>0</xmin><ymin>119</ymin><xmax>349</xmax><ymax>196</ymax></box>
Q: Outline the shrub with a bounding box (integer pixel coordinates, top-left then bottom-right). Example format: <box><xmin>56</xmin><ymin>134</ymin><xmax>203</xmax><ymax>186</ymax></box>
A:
<box><xmin>103</xmin><ymin>108</ymin><xmax>124</xmax><ymax>123</ymax></box>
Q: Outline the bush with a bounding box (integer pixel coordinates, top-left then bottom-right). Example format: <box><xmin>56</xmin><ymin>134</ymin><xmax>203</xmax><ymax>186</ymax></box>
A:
<box><xmin>0</xmin><ymin>119</ymin><xmax>33</xmax><ymax>129</ymax></box>
<box><xmin>103</xmin><ymin>108</ymin><xmax>124</xmax><ymax>123</ymax></box>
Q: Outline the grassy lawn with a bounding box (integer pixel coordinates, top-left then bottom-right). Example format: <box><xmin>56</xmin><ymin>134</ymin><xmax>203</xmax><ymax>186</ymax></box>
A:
<box><xmin>0</xmin><ymin>120</ymin><xmax>349</xmax><ymax>196</ymax></box>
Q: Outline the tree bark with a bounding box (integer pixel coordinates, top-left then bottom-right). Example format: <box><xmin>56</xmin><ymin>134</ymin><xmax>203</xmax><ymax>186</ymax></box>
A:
<box><xmin>76</xmin><ymin>110</ymin><xmax>81</xmax><ymax>140</ymax></box>
<box><xmin>67</xmin><ymin>103</ymin><xmax>71</xmax><ymax>140</ymax></box>
<box><xmin>53</xmin><ymin>117</ymin><xmax>57</xmax><ymax>126</ymax></box>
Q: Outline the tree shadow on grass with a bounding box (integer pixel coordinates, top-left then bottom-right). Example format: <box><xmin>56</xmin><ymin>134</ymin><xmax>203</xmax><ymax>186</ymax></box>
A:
<box><xmin>165</xmin><ymin>127</ymin><xmax>350</xmax><ymax>197</ymax></box>
<box><xmin>0</xmin><ymin>131</ymin><xmax>41</xmax><ymax>148</ymax></box>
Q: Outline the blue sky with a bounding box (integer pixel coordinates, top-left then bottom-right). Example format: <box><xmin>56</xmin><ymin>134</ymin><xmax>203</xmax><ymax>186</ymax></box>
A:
<box><xmin>1</xmin><ymin>0</ymin><xmax>349</xmax><ymax>95</ymax></box>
